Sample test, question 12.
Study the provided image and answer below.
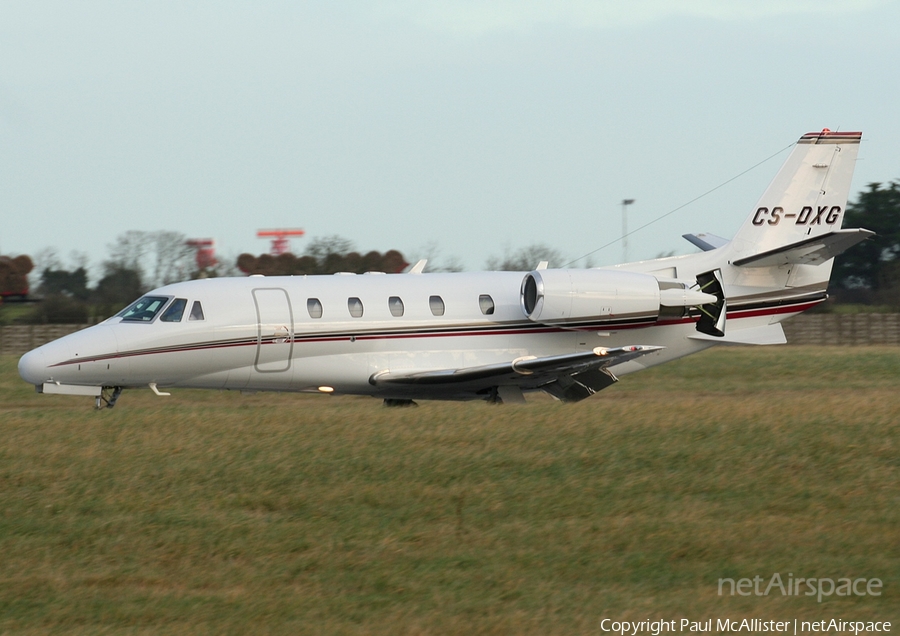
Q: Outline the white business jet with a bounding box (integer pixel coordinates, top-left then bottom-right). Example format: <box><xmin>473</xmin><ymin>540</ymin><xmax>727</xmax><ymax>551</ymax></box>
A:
<box><xmin>19</xmin><ymin>130</ymin><xmax>872</xmax><ymax>408</ymax></box>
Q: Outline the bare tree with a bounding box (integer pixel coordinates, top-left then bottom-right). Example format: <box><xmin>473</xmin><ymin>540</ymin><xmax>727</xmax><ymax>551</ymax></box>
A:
<box><xmin>149</xmin><ymin>231</ymin><xmax>195</xmax><ymax>287</ymax></box>
<box><xmin>485</xmin><ymin>243</ymin><xmax>565</xmax><ymax>271</ymax></box>
<box><xmin>407</xmin><ymin>241</ymin><xmax>465</xmax><ymax>272</ymax></box>
<box><xmin>30</xmin><ymin>247</ymin><xmax>62</xmax><ymax>289</ymax></box>
<box><xmin>69</xmin><ymin>250</ymin><xmax>90</xmax><ymax>271</ymax></box>
<box><xmin>216</xmin><ymin>250</ymin><xmax>245</xmax><ymax>277</ymax></box>
<box><xmin>304</xmin><ymin>235</ymin><xmax>355</xmax><ymax>264</ymax></box>
<box><xmin>106</xmin><ymin>230</ymin><xmax>149</xmax><ymax>275</ymax></box>
<box><xmin>105</xmin><ymin>230</ymin><xmax>195</xmax><ymax>290</ymax></box>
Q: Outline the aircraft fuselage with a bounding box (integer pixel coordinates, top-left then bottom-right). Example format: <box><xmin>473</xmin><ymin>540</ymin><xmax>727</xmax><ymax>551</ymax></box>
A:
<box><xmin>19</xmin><ymin>270</ymin><xmax>716</xmax><ymax>402</ymax></box>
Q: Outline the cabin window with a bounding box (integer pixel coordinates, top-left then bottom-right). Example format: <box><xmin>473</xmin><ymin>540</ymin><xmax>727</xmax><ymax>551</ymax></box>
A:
<box><xmin>388</xmin><ymin>296</ymin><xmax>404</xmax><ymax>317</ymax></box>
<box><xmin>429</xmin><ymin>295</ymin><xmax>445</xmax><ymax>316</ymax></box>
<box><xmin>189</xmin><ymin>301</ymin><xmax>205</xmax><ymax>321</ymax></box>
<box><xmin>348</xmin><ymin>297</ymin><xmax>364</xmax><ymax>318</ymax></box>
<box><xmin>479</xmin><ymin>294</ymin><xmax>495</xmax><ymax>315</ymax></box>
<box><xmin>160</xmin><ymin>298</ymin><xmax>187</xmax><ymax>322</ymax></box>
<box><xmin>118</xmin><ymin>296</ymin><xmax>169</xmax><ymax>322</ymax></box>
<box><xmin>307</xmin><ymin>298</ymin><xmax>323</xmax><ymax>319</ymax></box>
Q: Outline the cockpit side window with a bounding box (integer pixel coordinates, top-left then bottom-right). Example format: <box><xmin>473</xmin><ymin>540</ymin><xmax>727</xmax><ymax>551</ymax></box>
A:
<box><xmin>118</xmin><ymin>296</ymin><xmax>170</xmax><ymax>322</ymax></box>
<box><xmin>189</xmin><ymin>301</ymin><xmax>205</xmax><ymax>321</ymax></box>
<box><xmin>160</xmin><ymin>298</ymin><xmax>187</xmax><ymax>322</ymax></box>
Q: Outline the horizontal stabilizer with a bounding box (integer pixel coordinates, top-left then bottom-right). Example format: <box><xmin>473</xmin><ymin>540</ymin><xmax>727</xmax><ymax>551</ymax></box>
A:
<box><xmin>689</xmin><ymin>323</ymin><xmax>786</xmax><ymax>345</ymax></box>
<box><xmin>683</xmin><ymin>233</ymin><xmax>729</xmax><ymax>252</ymax></box>
<box><xmin>732</xmin><ymin>229</ymin><xmax>874</xmax><ymax>267</ymax></box>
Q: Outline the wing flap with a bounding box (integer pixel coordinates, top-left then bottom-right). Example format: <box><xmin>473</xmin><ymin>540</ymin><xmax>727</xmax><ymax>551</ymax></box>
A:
<box><xmin>369</xmin><ymin>345</ymin><xmax>664</xmax><ymax>394</ymax></box>
<box><xmin>541</xmin><ymin>367</ymin><xmax>618</xmax><ymax>403</ymax></box>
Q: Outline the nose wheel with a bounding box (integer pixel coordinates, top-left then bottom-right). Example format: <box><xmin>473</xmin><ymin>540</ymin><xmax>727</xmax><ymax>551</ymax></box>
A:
<box><xmin>95</xmin><ymin>386</ymin><xmax>123</xmax><ymax>410</ymax></box>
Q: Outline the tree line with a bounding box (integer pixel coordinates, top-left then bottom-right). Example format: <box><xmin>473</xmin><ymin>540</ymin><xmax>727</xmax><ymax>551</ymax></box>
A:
<box><xmin>1</xmin><ymin>233</ymin><xmax>418</xmax><ymax>324</ymax></box>
<box><xmin>236</xmin><ymin>236</ymin><xmax>408</xmax><ymax>276</ymax></box>
<box><xmin>831</xmin><ymin>181</ymin><xmax>900</xmax><ymax>307</ymax></box>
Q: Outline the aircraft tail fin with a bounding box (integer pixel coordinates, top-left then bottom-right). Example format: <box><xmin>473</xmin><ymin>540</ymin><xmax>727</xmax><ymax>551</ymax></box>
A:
<box><xmin>600</xmin><ymin>130</ymin><xmax>871</xmax><ymax>339</ymax></box>
<box><xmin>727</xmin><ymin>129</ymin><xmax>863</xmax><ymax>264</ymax></box>
<box><xmin>715</xmin><ymin>128</ymin><xmax>876</xmax><ymax>315</ymax></box>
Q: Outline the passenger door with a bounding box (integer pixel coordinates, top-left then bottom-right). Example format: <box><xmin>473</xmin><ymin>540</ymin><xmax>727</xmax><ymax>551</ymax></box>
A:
<box><xmin>252</xmin><ymin>288</ymin><xmax>294</xmax><ymax>372</ymax></box>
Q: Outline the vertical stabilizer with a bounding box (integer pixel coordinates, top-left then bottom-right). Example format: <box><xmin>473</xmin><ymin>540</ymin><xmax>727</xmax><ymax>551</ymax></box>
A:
<box><xmin>728</xmin><ymin>130</ymin><xmax>861</xmax><ymax>261</ymax></box>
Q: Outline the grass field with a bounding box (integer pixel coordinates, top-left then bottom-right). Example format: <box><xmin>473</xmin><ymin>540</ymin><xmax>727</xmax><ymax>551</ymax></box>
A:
<box><xmin>1</xmin><ymin>347</ymin><xmax>898</xmax><ymax>634</ymax></box>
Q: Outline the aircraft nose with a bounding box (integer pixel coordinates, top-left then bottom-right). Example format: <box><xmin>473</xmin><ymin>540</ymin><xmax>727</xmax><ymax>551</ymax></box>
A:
<box><xmin>18</xmin><ymin>347</ymin><xmax>48</xmax><ymax>386</ymax></box>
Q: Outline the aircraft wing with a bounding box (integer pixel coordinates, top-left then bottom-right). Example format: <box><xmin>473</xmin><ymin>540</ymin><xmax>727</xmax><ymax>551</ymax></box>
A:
<box><xmin>369</xmin><ymin>345</ymin><xmax>664</xmax><ymax>403</ymax></box>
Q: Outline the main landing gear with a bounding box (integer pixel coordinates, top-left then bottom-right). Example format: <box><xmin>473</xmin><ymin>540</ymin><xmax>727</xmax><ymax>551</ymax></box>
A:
<box><xmin>96</xmin><ymin>386</ymin><xmax>123</xmax><ymax>410</ymax></box>
<box><xmin>383</xmin><ymin>398</ymin><xmax>418</xmax><ymax>408</ymax></box>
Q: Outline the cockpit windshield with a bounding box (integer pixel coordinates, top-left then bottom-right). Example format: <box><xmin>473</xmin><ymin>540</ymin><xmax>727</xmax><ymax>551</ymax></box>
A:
<box><xmin>116</xmin><ymin>296</ymin><xmax>171</xmax><ymax>322</ymax></box>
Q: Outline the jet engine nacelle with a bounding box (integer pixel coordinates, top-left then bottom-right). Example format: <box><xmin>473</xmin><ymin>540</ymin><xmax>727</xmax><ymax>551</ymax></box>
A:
<box><xmin>520</xmin><ymin>269</ymin><xmax>662</xmax><ymax>325</ymax></box>
<box><xmin>520</xmin><ymin>269</ymin><xmax>718</xmax><ymax>326</ymax></box>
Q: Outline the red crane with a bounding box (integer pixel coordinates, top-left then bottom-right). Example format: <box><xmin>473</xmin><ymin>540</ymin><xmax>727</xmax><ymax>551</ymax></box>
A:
<box><xmin>257</xmin><ymin>229</ymin><xmax>305</xmax><ymax>255</ymax></box>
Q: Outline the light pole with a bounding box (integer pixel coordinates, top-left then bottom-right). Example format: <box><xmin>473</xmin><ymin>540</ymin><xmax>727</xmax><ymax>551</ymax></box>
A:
<box><xmin>621</xmin><ymin>199</ymin><xmax>635</xmax><ymax>263</ymax></box>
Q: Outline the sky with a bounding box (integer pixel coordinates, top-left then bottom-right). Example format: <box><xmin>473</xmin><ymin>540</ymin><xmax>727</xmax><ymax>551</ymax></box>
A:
<box><xmin>2</xmin><ymin>0</ymin><xmax>898</xmax><ymax>278</ymax></box>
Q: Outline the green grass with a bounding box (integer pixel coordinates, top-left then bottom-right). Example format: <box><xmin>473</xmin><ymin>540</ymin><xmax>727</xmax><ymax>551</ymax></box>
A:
<box><xmin>820</xmin><ymin>303</ymin><xmax>898</xmax><ymax>314</ymax></box>
<box><xmin>1</xmin><ymin>347</ymin><xmax>898</xmax><ymax>634</ymax></box>
<box><xmin>0</xmin><ymin>303</ymin><xmax>34</xmax><ymax>326</ymax></box>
